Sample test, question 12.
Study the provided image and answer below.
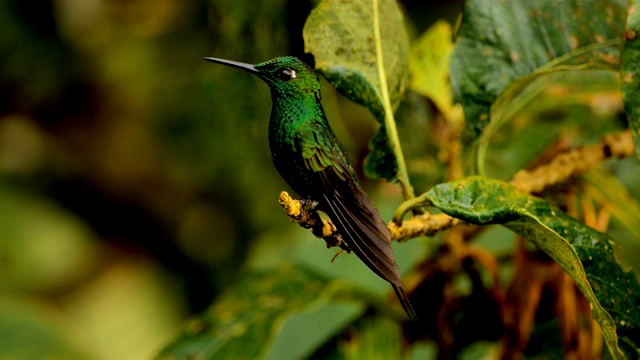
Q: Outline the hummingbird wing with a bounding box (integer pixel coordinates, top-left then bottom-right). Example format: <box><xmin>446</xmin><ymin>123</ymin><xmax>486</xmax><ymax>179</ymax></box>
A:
<box><xmin>295</xmin><ymin>110</ymin><xmax>416</xmax><ymax>318</ymax></box>
<box><xmin>297</xmin><ymin>122</ymin><xmax>403</xmax><ymax>288</ymax></box>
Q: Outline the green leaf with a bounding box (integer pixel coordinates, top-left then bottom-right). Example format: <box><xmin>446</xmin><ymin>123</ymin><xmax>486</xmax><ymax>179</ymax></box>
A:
<box><xmin>339</xmin><ymin>315</ymin><xmax>403</xmax><ymax>360</ymax></box>
<box><xmin>156</xmin><ymin>265</ymin><xmax>365</xmax><ymax>360</ymax></box>
<box><xmin>263</xmin><ymin>301</ymin><xmax>362</xmax><ymax>360</ymax></box>
<box><xmin>450</xmin><ymin>0</ymin><xmax>627</xmax><ymax>173</ymax></box>
<box><xmin>408</xmin><ymin>341</ymin><xmax>438</xmax><ymax>360</ymax></box>
<box><xmin>621</xmin><ymin>0</ymin><xmax>640</xmax><ymax>160</ymax></box>
<box><xmin>422</xmin><ymin>176</ymin><xmax>640</xmax><ymax>359</ymax></box>
<box><xmin>409</xmin><ymin>20</ymin><xmax>454</xmax><ymax>115</ymax></box>
<box><xmin>583</xmin><ymin>168</ymin><xmax>640</xmax><ymax>276</ymax></box>
<box><xmin>0</xmin><ymin>295</ymin><xmax>93</xmax><ymax>359</ymax></box>
<box><xmin>584</xmin><ymin>168</ymin><xmax>640</xmax><ymax>241</ymax></box>
<box><xmin>303</xmin><ymin>0</ymin><xmax>409</xmax><ymax>181</ymax></box>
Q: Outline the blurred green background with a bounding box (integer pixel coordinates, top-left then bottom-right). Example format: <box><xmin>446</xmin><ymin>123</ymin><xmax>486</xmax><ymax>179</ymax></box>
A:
<box><xmin>0</xmin><ymin>0</ymin><xmax>462</xmax><ymax>358</ymax></box>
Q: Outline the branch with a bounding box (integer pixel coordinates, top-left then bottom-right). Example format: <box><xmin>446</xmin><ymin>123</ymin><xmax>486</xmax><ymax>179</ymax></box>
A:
<box><xmin>278</xmin><ymin>191</ymin><xmax>351</xmax><ymax>252</ymax></box>
<box><xmin>388</xmin><ymin>212</ymin><xmax>461</xmax><ymax>242</ymax></box>
<box><xmin>389</xmin><ymin>130</ymin><xmax>635</xmax><ymax>242</ymax></box>
<box><xmin>509</xmin><ymin>131</ymin><xmax>635</xmax><ymax>193</ymax></box>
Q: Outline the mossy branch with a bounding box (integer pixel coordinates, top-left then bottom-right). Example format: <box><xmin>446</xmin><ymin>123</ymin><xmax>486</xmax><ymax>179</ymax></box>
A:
<box><xmin>278</xmin><ymin>191</ymin><xmax>351</xmax><ymax>252</ymax></box>
<box><xmin>509</xmin><ymin>131</ymin><xmax>634</xmax><ymax>193</ymax></box>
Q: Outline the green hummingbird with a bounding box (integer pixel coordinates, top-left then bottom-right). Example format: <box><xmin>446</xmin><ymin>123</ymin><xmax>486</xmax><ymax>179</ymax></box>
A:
<box><xmin>204</xmin><ymin>56</ymin><xmax>415</xmax><ymax>318</ymax></box>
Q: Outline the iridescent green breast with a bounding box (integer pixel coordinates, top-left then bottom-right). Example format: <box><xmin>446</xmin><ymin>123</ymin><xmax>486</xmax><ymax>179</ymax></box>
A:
<box><xmin>267</xmin><ymin>94</ymin><xmax>350</xmax><ymax>198</ymax></box>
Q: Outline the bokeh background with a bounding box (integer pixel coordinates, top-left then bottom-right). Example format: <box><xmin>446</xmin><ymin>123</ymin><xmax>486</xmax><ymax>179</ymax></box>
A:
<box><xmin>0</xmin><ymin>0</ymin><xmax>462</xmax><ymax>358</ymax></box>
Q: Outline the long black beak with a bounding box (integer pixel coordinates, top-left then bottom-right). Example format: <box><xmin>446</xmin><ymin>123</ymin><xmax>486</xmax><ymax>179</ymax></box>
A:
<box><xmin>204</xmin><ymin>57</ymin><xmax>258</xmax><ymax>74</ymax></box>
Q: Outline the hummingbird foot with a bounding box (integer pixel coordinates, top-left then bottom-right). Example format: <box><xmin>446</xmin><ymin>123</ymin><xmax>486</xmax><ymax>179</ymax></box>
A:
<box><xmin>298</xmin><ymin>198</ymin><xmax>319</xmax><ymax>210</ymax></box>
<box><xmin>278</xmin><ymin>191</ymin><xmax>351</xmax><ymax>252</ymax></box>
<box><xmin>330</xmin><ymin>249</ymin><xmax>345</xmax><ymax>263</ymax></box>
<box><xmin>323</xmin><ymin>233</ymin><xmax>351</xmax><ymax>253</ymax></box>
<box><xmin>278</xmin><ymin>191</ymin><xmax>315</xmax><ymax>222</ymax></box>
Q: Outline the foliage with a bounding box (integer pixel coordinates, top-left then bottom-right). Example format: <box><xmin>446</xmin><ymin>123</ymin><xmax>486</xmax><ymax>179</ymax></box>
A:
<box><xmin>159</xmin><ymin>0</ymin><xmax>640</xmax><ymax>359</ymax></box>
<box><xmin>400</xmin><ymin>176</ymin><xmax>640</xmax><ymax>358</ymax></box>
<box><xmin>622</xmin><ymin>0</ymin><xmax>640</xmax><ymax>159</ymax></box>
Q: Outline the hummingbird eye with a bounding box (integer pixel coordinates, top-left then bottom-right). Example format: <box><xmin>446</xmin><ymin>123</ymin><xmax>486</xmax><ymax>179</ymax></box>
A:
<box><xmin>277</xmin><ymin>68</ymin><xmax>297</xmax><ymax>81</ymax></box>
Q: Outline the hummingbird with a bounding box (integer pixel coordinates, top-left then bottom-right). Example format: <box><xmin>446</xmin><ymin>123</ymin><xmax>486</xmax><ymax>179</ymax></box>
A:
<box><xmin>204</xmin><ymin>56</ymin><xmax>415</xmax><ymax>318</ymax></box>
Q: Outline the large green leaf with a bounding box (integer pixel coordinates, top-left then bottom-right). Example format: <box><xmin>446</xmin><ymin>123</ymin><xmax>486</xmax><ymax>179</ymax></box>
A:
<box><xmin>262</xmin><ymin>301</ymin><xmax>362</xmax><ymax>360</ymax></box>
<box><xmin>303</xmin><ymin>0</ymin><xmax>409</xmax><ymax>181</ymax></box>
<box><xmin>450</xmin><ymin>0</ymin><xmax>627</xmax><ymax>172</ymax></box>
<box><xmin>156</xmin><ymin>265</ymin><xmax>365</xmax><ymax>359</ymax></box>
<box><xmin>621</xmin><ymin>0</ymin><xmax>640</xmax><ymax>160</ymax></box>
<box><xmin>403</xmin><ymin>176</ymin><xmax>639</xmax><ymax>359</ymax></box>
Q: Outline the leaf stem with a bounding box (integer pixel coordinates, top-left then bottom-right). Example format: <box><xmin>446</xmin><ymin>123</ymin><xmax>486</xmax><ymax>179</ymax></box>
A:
<box><xmin>391</xmin><ymin>194</ymin><xmax>432</xmax><ymax>225</ymax></box>
<box><xmin>372</xmin><ymin>0</ymin><xmax>414</xmax><ymax>200</ymax></box>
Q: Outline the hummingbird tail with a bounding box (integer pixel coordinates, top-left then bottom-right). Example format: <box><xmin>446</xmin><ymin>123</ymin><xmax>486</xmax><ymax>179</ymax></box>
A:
<box><xmin>392</xmin><ymin>284</ymin><xmax>416</xmax><ymax>319</ymax></box>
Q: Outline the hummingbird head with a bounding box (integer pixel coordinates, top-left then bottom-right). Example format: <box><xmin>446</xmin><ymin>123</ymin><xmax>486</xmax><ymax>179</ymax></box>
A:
<box><xmin>204</xmin><ymin>56</ymin><xmax>320</xmax><ymax>97</ymax></box>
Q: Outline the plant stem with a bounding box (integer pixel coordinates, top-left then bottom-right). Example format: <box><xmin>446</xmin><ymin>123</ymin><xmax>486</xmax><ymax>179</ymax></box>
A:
<box><xmin>372</xmin><ymin>0</ymin><xmax>414</xmax><ymax>200</ymax></box>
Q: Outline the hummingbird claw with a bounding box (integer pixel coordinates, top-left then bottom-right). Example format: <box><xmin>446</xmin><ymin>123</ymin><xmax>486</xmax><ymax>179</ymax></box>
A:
<box><xmin>298</xmin><ymin>198</ymin><xmax>319</xmax><ymax>210</ymax></box>
<box><xmin>330</xmin><ymin>249</ymin><xmax>344</xmax><ymax>263</ymax></box>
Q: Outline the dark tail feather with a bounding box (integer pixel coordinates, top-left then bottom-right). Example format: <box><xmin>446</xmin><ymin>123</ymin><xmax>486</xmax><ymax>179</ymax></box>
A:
<box><xmin>392</xmin><ymin>284</ymin><xmax>416</xmax><ymax>319</ymax></box>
